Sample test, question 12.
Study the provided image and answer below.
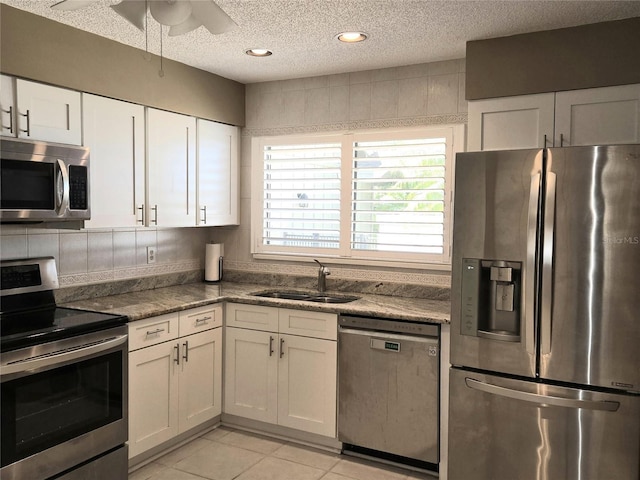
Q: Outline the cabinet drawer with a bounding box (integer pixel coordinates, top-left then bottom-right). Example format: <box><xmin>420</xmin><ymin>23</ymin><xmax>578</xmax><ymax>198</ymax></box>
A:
<box><xmin>279</xmin><ymin>308</ymin><xmax>337</xmax><ymax>340</ymax></box>
<box><xmin>128</xmin><ymin>313</ymin><xmax>179</xmax><ymax>351</ymax></box>
<box><xmin>179</xmin><ymin>304</ymin><xmax>222</xmax><ymax>336</ymax></box>
<box><xmin>226</xmin><ymin>303</ymin><xmax>278</xmax><ymax>332</ymax></box>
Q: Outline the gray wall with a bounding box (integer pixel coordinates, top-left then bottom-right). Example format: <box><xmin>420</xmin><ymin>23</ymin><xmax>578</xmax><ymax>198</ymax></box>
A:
<box><xmin>0</xmin><ymin>4</ymin><xmax>245</xmax><ymax>126</ymax></box>
<box><xmin>211</xmin><ymin>59</ymin><xmax>467</xmax><ymax>287</ymax></box>
<box><xmin>466</xmin><ymin>17</ymin><xmax>640</xmax><ymax>100</ymax></box>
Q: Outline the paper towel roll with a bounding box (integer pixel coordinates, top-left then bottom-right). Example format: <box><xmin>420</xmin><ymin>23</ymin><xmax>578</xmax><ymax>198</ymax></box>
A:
<box><xmin>205</xmin><ymin>243</ymin><xmax>224</xmax><ymax>282</ymax></box>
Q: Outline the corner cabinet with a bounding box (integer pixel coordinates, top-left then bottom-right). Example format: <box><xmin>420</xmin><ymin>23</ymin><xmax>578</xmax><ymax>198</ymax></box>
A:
<box><xmin>146</xmin><ymin>108</ymin><xmax>197</xmax><ymax>227</ymax></box>
<box><xmin>0</xmin><ymin>75</ymin><xmax>81</xmax><ymax>145</ymax></box>
<box><xmin>197</xmin><ymin>119</ymin><xmax>240</xmax><ymax>226</ymax></box>
<box><xmin>468</xmin><ymin>83</ymin><xmax>640</xmax><ymax>151</ymax></box>
<box><xmin>224</xmin><ymin>303</ymin><xmax>338</xmax><ymax>438</ymax></box>
<box><xmin>83</xmin><ymin>94</ymin><xmax>145</xmax><ymax>228</ymax></box>
<box><xmin>128</xmin><ymin>305</ymin><xmax>223</xmax><ymax>459</ymax></box>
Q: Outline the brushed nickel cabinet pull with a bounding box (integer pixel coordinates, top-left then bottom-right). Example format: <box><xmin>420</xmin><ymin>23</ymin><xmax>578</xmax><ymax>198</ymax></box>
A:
<box><xmin>20</xmin><ymin>109</ymin><xmax>30</xmax><ymax>136</ymax></box>
<box><xmin>145</xmin><ymin>328</ymin><xmax>165</xmax><ymax>336</ymax></box>
<box><xmin>2</xmin><ymin>106</ymin><xmax>13</xmax><ymax>133</ymax></box>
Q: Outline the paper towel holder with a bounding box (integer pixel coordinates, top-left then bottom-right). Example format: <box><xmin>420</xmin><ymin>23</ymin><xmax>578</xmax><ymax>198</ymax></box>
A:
<box><xmin>205</xmin><ymin>243</ymin><xmax>224</xmax><ymax>283</ymax></box>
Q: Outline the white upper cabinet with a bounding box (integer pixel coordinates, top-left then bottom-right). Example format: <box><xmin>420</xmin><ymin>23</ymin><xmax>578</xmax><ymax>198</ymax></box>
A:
<box><xmin>1</xmin><ymin>75</ymin><xmax>15</xmax><ymax>137</ymax></box>
<box><xmin>468</xmin><ymin>93</ymin><xmax>555</xmax><ymax>151</ymax></box>
<box><xmin>468</xmin><ymin>83</ymin><xmax>640</xmax><ymax>151</ymax></box>
<box><xmin>147</xmin><ymin>108</ymin><xmax>197</xmax><ymax>227</ymax></box>
<box><xmin>197</xmin><ymin>119</ymin><xmax>239</xmax><ymax>226</ymax></box>
<box><xmin>554</xmin><ymin>84</ymin><xmax>640</xmax><ymax>147</ymax></box>
<box><xmin>14</xmin><ymin>78</ymin><xmax>82</xmax><ymax>145</ymax></box>
<box><xmin>83</xmin><ymin>94</ymin><xmax>145</xmax><ymax>228</ymax></box>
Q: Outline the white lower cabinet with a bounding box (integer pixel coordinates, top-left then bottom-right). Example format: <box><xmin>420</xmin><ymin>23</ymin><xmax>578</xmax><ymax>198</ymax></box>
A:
<box><xmin>128</xmin><ymin>305</ymin><xmax>223</xmax><ymax>458</ymax></box>
<box><xmin>224</xmin><ymin>304</ymin><xmax>338</xmax><ymax>438</ymax></box>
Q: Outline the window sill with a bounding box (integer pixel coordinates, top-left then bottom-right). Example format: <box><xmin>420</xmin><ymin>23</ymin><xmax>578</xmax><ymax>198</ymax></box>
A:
<box><xmin>251</xmin><ymin>252</ymin><xmax>452</xmax><ymax>272</ymax></box>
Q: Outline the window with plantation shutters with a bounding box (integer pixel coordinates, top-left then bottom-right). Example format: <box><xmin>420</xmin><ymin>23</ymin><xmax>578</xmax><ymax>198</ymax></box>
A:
<box><xmin>351</xmin><ymin>135</ymin><xmax>447</xmax><ymax>255</ymax></box>
<box><xmin>261</xmin><ymin>140</ymin><xmax>342</xmax><ymax>253</ymax></box>
<box><xmin>252</xmin><ymin>126</ymin><xmax>461</xmax><ymax>267</ymax></box>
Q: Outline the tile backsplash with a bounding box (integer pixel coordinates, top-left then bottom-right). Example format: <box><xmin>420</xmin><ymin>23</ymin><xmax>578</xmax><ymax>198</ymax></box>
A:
<box><xmin>0</xmin><ymin>225</ymin><xmax>214</xmax><ymax>286</ymax></box>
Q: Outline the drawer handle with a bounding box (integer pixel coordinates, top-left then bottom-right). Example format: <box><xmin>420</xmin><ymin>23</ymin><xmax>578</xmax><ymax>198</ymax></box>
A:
<box><xmin>195</xmin><ymin>316</ymin><xmax>212</xmax><ymax>325</ymax></box>
<box><xmin>146</xmin><ymin>328</ymin><xmax>165</xmax><ymax>336</ymax></box>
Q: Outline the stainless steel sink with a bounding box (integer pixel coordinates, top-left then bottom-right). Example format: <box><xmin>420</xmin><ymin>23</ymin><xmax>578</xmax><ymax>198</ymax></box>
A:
<box><xmin>251</xmin><ymin>290</ymin><xmax>359</xmax><ymax>303</ymax></box>
<box><xmin>305</xmin><ymin>294</ymin><xmax>360</xmax><ymax>303</ymax></box>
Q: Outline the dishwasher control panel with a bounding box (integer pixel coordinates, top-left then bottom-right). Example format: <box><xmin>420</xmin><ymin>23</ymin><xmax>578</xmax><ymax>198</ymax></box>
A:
<box><xmin>338</xmin><ymin>315</ymin><xmax>439</xmax><ymax>337</ymax></box>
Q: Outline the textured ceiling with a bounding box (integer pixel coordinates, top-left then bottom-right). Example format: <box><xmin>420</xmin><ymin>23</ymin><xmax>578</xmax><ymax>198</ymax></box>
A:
<box><xmin>3</xmin><ymin>0</ymin><xmax>640</xmax><ymax>84</ymax></box>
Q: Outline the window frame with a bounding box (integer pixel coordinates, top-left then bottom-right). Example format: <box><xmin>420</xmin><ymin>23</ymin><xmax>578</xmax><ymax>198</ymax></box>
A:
<box><xmin>251</xmin><ymin>125</ymin><xmax>464</xmax><ymax>270</ymax></box>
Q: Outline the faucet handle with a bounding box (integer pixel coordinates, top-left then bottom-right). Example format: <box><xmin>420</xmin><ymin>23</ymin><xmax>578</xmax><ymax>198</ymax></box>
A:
<box><xmin>315</xmin><ymin>259</ymin><xmax>330</xmax><ymax>273</ymax></box>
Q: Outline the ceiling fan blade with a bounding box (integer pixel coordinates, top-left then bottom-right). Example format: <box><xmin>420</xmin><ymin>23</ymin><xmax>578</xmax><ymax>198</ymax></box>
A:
<box><xmin>168</xmin><ymin>15</ymin><xmax>202</xmax><ymax>37</ymax></box>
<box><xmin>191</xmin><ymin>0</ymin><xmax>237</xmax><ymax>35</ymax></box>
<box><xmin>111</xmin><ymin>0</ymin><xmax>147</xmax><ymax>32</ymax></box>
<box><xmin>51</xmin><ymin>0</ymin><xmax>100</xmax><ymax>11</ymax></box>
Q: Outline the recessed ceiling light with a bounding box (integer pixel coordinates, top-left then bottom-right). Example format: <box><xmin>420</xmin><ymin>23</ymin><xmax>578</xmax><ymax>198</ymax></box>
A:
<box><xmin>245</xmin><ymin>48</ymin><xmax>273</xmax><ymax>57</ymax></box>
<box><xmin>336</xmin><ymin>31</ymin><xmax>368</xmax><ymax>43</ymax></box>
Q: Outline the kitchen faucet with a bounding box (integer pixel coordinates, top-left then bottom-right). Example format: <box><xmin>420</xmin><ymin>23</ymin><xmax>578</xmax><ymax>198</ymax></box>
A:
<box><xmin>314</xmin><ymin>259</ymin><xmax>330</xmax><ymax>292</ymax></box>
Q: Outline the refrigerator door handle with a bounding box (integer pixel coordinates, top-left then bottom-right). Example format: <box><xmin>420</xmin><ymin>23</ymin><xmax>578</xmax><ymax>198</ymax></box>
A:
<box><xmin>541</xmin><ymin>171</ymin><xmax>557</xmax><ymax>355</ymax></box>
<box><xmin>525</xmin><ymin>172</ymin><xmax>541</xmax><ymax>355</ymax></box>
<box><xmin>465</xmin><ymin>377</ymin><xmax>620</xmax><ymax>412</ymax></box>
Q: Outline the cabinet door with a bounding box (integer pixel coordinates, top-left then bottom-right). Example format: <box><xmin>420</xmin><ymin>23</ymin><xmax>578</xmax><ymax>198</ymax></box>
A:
<box><xmin>197</xmin><ymin>119</ymin><xmax>239</xmax><ymax>226</ymax></box>
<box><xmin>1</xmin><ymin>74</ymin><xmax>15</xmax><ymax>137</ymax></box>
<box><xmin>468</xmin><ymin>93</ymin><xmax>555</xmax><ymax>151</ymax></box>
<box><xmin>178</xmin><ymin>328</ymin><xmax>223</xmax><ymax>433</ymax></box>
<box><xmin>83</xmin><ymin>94</ymin><xmax>145</xmax><ymax>228</ymax></box>
<box><xmin>555</xmin><ymin>84</ymin><xmax>640</xmax><ymax>147</ymax></box>
<box><xmin>15</xmin><ymin>79</ymin><xmax>81</xmax><ymax>145</ymax></box>
<box><xmin>128</xmin><ymin>341</ymin><xmax>179</xmax><ymax>458</ymax></box>
<box><xmin>278</xmin><ymin>334</ymin><xmax>337</xmax><ymax>437</ymax></box>
<box><xmin>224</xmin><ymin>327</ymin><xmax>278</xmax><ymax>423</ymax></box>
<box><xmin>147</xmin><ymin>108</ymin><xmax>197</xmax><ymax>226</ymax></box>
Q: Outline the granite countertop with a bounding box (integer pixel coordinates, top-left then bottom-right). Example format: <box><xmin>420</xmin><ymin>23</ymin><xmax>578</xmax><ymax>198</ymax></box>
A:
<box><xmin>61</xmin><ymin>281</ymin><xmax>451</xmax><ymax>325</ymax></box>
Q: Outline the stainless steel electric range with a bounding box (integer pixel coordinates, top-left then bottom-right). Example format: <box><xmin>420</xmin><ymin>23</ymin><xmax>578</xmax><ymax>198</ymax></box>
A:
<box><xmin>0</xmin><ymin>257</ymin><xmax>129</xmax><ymax>480</ymax></box>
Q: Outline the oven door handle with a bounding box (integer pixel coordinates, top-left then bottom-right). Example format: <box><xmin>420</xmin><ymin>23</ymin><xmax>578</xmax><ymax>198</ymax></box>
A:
<box><xmin>1</xmin><ymin>334</ymin><xmax>127</xmax><ymax>376</ymax></box>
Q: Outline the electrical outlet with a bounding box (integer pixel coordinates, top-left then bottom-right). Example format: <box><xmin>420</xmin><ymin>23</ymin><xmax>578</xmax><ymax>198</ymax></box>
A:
<box><xmin>147</xmin><ymin>247</ymin><xmax>156</xmax><ymax>264</ymax></box>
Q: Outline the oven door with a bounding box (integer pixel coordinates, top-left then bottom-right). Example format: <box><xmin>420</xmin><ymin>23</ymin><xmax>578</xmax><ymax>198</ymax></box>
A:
<box><xmin>0</xmin><ymin>326</ymin><xmax>128</xmax><ymax>480</ymax></box>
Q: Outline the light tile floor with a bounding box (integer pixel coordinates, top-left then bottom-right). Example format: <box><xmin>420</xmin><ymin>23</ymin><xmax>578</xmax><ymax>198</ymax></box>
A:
<box><xmin>129</xmin><ymin>427</ymin><xmax>437</xmax><ymax>480</ymax></box>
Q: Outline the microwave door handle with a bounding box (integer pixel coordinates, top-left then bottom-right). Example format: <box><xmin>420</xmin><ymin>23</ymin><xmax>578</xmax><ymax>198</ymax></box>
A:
<box><xmin>56</xmin><ymin>159</ymin><xmax>70</xmax><ymax>215</ymax></box>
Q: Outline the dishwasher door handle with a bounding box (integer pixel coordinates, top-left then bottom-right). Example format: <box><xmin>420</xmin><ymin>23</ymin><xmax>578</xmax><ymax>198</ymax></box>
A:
<box><xmin>338</xmin><ymin>327</ymin><xmax>439</xmax><ymax>345</ymax></box>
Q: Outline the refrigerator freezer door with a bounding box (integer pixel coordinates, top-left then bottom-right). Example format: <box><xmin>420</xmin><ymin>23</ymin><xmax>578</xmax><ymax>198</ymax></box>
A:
<box><xmin>451</xmin><ymin>149</ymin><xmax>542</xmax><ymax>378</ymax></box>
<box><xmin>448</xmin><ymin>368</ymin><xmax>640</xmax><ymax>480</ymax></box>
<box><xmin>542</xmin><ymin>145</ymin><xmax>640</xmax><ymax>392</ymax></box>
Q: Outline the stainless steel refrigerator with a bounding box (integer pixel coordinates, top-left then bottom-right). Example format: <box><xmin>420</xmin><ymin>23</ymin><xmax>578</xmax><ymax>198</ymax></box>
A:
<box><xmin>448</xmin><ymin>145</ymin><xmax>640</xmax><ymax>480</ymax></box>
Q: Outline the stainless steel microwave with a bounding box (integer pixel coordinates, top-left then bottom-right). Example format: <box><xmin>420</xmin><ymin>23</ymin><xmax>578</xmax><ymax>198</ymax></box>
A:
<box><xmin>0</xmin><ymin>138</ymin><xmax>90</xmax><ymax>223</ymax></box>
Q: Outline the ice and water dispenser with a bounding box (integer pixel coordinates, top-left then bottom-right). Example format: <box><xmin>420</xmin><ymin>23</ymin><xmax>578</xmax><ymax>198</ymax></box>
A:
<box><xmin>460</xmin><ymin>258</ymin><xmax>522</xmax><ymax>342</ymax></box>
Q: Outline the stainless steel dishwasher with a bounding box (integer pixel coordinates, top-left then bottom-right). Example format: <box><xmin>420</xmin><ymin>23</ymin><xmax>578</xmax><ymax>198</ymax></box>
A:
<box><xmin>338</xmin><ymin>315</ymin><xmax>440</xmax><ymax>472</ymax></box>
